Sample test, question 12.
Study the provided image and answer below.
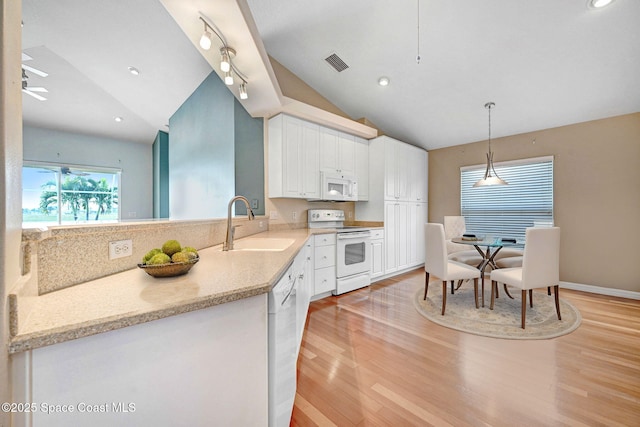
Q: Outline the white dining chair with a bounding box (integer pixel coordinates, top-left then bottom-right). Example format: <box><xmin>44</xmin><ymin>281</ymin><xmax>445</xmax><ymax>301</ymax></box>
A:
<box><xmin>490</xmin><ymin>227</ymin><xmax>561</xmax><ymax>329</ymax></box>
<box><xmin>425</xmin><ymin>223</ymin><xmax>481</xmax><ymax>315</ymax></box>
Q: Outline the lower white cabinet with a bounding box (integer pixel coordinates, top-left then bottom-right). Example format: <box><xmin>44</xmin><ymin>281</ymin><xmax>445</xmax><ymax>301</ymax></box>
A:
<box><xmin>370</xmin><ymin>228</ymin><xmax>385</xmax><ymax>279</ymax></box>
<box><xmin>296</xmin><ymin>241</ymin><xmax>313</xmax><ymax>351</ymax></box>
<box><xmin>11</xmin><ymin>295</ymin><xmax>268</xmax><ymax>427</ymax></box>
<box><xmin>312</xmin><ymin>234</ymin><xmax>336</xmax><ymax>297</ymax></box>
<box><xmin>384</xmin><ymin>201</ymin><xmax>427</xmax><ymax>275</ymax></box>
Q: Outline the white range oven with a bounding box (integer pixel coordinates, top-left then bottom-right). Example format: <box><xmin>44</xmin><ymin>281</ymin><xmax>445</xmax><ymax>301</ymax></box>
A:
<box><xmin>308</xmin><ymin>209</ymin><xmax>371</xmax><ymax>295</ymax></box>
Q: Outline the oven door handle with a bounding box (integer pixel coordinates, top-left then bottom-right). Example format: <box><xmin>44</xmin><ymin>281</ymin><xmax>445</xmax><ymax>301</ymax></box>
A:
<box><xmin>337</xmin><ymin>232</ymin><xmax>371</xmax><ymax>239</ymax></box>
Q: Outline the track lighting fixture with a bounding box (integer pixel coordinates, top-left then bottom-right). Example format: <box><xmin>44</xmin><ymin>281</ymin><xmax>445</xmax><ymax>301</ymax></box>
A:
<box><xmin>198</xmin><ymin>15</ymin><xmax>249</xmax><ymax>101</ymax></box>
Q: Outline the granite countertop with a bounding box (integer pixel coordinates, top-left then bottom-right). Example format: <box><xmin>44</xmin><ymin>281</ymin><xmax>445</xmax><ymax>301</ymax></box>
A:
<box><xmin>9</xmin><ymin>229</ymin><xmax>334</xmax><ymax>354</ymax></box>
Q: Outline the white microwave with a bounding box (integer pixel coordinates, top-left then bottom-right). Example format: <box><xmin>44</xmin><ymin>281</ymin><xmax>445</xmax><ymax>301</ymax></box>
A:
<box><xmin>316</xmin><ymin>172</ymin><xmax>358</xmax><ymax>201</ymax></box>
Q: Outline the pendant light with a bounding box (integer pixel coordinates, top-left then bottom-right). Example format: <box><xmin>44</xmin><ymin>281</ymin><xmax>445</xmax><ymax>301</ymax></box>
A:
<box><xmin>473</xmin><ymin>102</ymin><xmax>508</xmax><ymax>187</ymax></box>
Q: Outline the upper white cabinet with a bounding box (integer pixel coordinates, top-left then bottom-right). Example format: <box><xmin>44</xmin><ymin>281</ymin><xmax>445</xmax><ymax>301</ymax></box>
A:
<box><xmin>356</xmin><ymin>135</ymin><xmax>428</xmax><ymax>220</ymax></box>
<box><xmin>269</xmin><ymin>114</ymin><xmax>369</xmax><ymax>201</ymax></box>
<box><xmin>268</xmin><ymin>114</ymin><xmax>320</xmax><ymax>199</ymax></box>
<box><xmin>355</xmin><ymin>137</ymin><xmax>369</xmax><ymax>201</ymax></box>
<box><xmin>409</xmin><ymin>145</ymin><xmax>428</xmax><ymax>202</ymax></box>
<box><xmin>319</xmin><ymin>128</ymin><xmax>356</xmax><ymax>176</ymax></box>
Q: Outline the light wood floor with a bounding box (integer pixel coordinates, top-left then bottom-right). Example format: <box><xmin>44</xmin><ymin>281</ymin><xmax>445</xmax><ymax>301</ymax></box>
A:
<box><xmin>291</xmin><ymin>268</ymin><xmax>640</xmax><ymax>426</ymax></box>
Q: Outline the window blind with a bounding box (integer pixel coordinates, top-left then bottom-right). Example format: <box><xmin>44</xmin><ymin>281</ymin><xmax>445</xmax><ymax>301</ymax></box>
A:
<box><xmin>460</xmin><ymin>156</ymin><xmax>553</xmax><ymax>242</ymax></box>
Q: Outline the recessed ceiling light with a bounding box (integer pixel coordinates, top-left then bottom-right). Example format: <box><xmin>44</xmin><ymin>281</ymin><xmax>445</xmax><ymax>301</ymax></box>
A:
<box><xmin>127</xmin><ymin>66</ymin><xmax>140</xmax><ymax>76</ymax></box>
<box><xmin>588</xmin><ymin>0</ymin><xmax>614</xmax><ymax>9</ymax></box>
<box><xmin>378</xmin><ymin>76</ymin><xmax>390</xmax><ymax>86</ymax></box>
<box><xmin>114</xmin><ymin>116</ymin><xmax>123</xmax><ymax>123</ymax></box>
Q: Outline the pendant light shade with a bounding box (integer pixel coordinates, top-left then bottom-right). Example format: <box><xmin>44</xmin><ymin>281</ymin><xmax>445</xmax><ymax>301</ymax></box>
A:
<box><xmin>474</xmin><ymin>102</ymin><xmax>508</xmax><ymax>187</ymax></box>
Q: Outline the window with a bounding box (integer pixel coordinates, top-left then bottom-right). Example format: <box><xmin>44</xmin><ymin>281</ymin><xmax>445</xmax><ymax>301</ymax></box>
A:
<box><xmin>460</xmin><ymin>156</ymin><xmax>553</xmax><ymax>241</ymax></box>
<box><xmin>23</xmin><ymin>163</ymin><xmax>120</xmax><ymax>225</ymax></box>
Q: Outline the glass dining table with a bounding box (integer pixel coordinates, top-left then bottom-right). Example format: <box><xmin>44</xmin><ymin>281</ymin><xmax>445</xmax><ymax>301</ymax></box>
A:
<box><xmin>451</xmin><ymin>236</ymin><xmax>523</xmax><ymax>307</ymax></box>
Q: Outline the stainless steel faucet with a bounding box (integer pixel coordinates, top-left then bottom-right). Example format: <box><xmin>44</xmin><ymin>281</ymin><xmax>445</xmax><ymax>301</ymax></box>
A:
<box><xmin>223</xmin><ymin>196</ymin><xmax>255</xmax><ymax>251</ymax></box>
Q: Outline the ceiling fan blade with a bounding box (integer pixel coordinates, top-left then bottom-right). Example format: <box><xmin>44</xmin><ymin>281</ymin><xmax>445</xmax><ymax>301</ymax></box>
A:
<box><xmin>27</xmin><ymin>87</ymin><xmax>48</xmax><ymax>93</ymax></box>
<box><xmin>22</xmin><ymin>88</ymin><xmax>47</xmax><ymax>101</ymax></box>
<box><xmin>22</xmin><ymin>64</ymin><xmax>48</xmax><ymax>77</ymax></box>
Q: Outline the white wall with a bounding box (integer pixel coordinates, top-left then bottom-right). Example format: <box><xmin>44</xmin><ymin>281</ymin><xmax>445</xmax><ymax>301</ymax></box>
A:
<box><xmin>23</xmin><ymin>125</ymin><xmax>153</xmax><ymax>219</ymax></box>
<box><xmin>1</xmin><ymin>0</ymin><xmax>24</xmax><ymax>423</ymax></box>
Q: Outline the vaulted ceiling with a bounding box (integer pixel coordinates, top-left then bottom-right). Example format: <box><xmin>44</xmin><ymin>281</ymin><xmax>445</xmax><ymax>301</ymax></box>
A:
<box><xmin>247</xmin><ymin>0</ymin><xmax>640</xmax><ymax>149</ymax></box>
<box><xmin>21</xmin><ymin>0</ymin><xmax>640</xmax><ymax>151</ymax></box>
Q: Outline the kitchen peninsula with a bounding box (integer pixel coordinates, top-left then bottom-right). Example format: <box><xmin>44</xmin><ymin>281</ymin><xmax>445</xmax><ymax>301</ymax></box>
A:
<box><xmin>9</xmin><ymin>225</ymin><xmax>330</xmax><ymax>427</ymax></box>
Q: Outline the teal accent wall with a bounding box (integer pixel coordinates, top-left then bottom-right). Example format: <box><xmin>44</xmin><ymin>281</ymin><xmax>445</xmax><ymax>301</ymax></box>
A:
<box><xmin>152</xmin><ymin>130</ymin><xmax>169</xmax><ymax>218</ymax></box>
<box><xmin>234</xmin><ymin>99</ymin><xmax>265</xmax><ymax>215</ymax></box>
<box><xmin>168</xmin><ymin>71</ymin><xmax>264</xmax><ymax>219</ymax></box>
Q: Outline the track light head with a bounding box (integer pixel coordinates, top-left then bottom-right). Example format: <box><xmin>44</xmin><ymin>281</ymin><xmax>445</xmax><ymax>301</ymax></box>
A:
<box><xmin>200</xmin><ymin>29</ymin><xmax>212</xmax><ymax>50</ymax></box>
<box><xmin>239</xmin><ymin>83</ymin><xmax>248</xmax><ymax>100</ymax></box>
<box><xmin>224</xmin><ymin>71</ymin><xmax>234</xmax><ymax>86</ymax></box>
<box><xmin>220</xmin><ymin>47</ymin><xmax>236</xmax><ymax>73</ymax></box>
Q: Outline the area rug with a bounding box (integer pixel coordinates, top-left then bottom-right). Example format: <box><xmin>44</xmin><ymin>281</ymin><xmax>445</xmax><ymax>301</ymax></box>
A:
<box><xmin>414</xmin><ymin>283</ymin><xmax>581</xmax><ymax>340</ymax></box>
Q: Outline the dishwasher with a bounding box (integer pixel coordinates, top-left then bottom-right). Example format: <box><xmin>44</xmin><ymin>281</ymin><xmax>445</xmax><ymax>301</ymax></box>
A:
<box><xmin>268</xmin><ymin>263</ymin><xmax>298</xmax><ymax>427</ymax></box>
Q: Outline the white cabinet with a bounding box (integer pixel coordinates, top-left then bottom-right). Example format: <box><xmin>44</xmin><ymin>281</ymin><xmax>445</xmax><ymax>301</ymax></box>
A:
<box><xmin>409</xmin><ymin>202</ymin><xmax>427</xmax><ymax>266</ymax></box>
<box><xmin>319</xmin><ymin>127</ymin><xmax>356</xmax><ymax>175</ymax></box>
<box><xmin>268</xmin><ymin>114</ymin><xmax>320</xmax><ymax>199</ymax></box>
<box><xmin>356</xmin><ymin>136</ymin><xmax>428</xmax><ymax>276</ymax></box>
<box><xmin>355</xmin><ymin>137</ymin><xmax>369</xmax><ymax>201</ymax></box>
<box><xmin>295</xmin><ymin>242</ymin><xmax>313</xmax><ymax>352</ymax></box>
<box><xmin>411</xmin><ymin>148</ymin><xmax>428</xmax><ymax>202</ymax></box>
<box><xmin>384</xmin><ymin>201</ymin><xmax>426</xmax><ymax>275</ymax></box>
<box><xmin>312</xmin><ymin>233</ymin><xmax>336</xmax><ymax>296</ymax></box>
<box><xmin>11</xmin><ymin>295</ymin><xmax>268</xmax><ymax>427</ymax></box>
<box><xmin>370</xmin><ymin>228</ymin><xmax>384</xmax><ymax>279</ymax></box>
<box><xmin>385</xmin><ymin>201</ymin><xmax>411</xmax><ymax>274</ymax></box>
<box><xmin>384</xmin><ymin>139</ymin><xmax>413</xmax><ymax>201</ymax></box>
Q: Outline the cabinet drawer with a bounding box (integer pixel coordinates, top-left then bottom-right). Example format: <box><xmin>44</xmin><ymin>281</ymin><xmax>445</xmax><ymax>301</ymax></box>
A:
<box><xmin>370</xmin><ymin>229</ymin><xmax>384</xmax><ymax>239</ymax></box>
<box><xmin>314</xmin><ymin>245</ymin><xmax>335</xmax><ymax>269</ymax></box>
<box><xmin>314</xmin><ymin>233</ymin><xmax>336</xmax><ymax>246</ymax></box>
<box><xmin>314</xmin><ymin>266</ymin><xmax>336</xmax><ymax>294</ymax></box>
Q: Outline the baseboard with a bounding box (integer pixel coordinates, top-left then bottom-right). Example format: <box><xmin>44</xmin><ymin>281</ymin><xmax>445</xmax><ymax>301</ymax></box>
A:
<box><xmin>560</xmin><ymin>281</ymin><xmax>640</xmax><ymax>300</ymax></box>
<box><xmin>371</xmin><ymin>265</ymin><xmax>424</xmax><ymax>284</ymax></box>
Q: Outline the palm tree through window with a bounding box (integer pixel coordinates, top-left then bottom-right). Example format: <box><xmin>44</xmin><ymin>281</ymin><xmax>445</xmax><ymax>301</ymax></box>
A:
<box><xmin>23</xmin><ymin>164</ymin><xmax>120</xmax><ymax>225</ymax></box>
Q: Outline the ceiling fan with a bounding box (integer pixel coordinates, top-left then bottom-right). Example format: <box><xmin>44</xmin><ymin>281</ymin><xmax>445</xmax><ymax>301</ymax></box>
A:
<box><xmin>22</xmin><ymin>52</ymin><xmax>48</xmax><ymax>101</ymax></box>
<box><xmin>38</xmin><ymin>166</ymin><xmax>89</xmax><ymax>176</ymax></box>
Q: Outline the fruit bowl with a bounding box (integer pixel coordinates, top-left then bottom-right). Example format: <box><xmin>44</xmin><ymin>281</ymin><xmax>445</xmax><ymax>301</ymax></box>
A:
<box><xmin>138</xmin><ymin>257</ymin><xmax>199</xmax><ymax>278</ymax></box>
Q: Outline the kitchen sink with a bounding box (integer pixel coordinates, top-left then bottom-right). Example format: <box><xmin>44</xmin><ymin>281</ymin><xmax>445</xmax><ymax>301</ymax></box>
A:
<box><xmin>230</xmin><ymin>237</ymin><xmax>295</xmax><ymax>252</ymax></box>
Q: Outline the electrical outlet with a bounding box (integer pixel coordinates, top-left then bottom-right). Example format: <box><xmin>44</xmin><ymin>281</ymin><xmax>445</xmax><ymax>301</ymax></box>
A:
<box><xmin>292</xmin><ymin>211</ymin><xmax>297</xmax><ymax>220</ymax></box>
<box><xmin>348</xmin><ymin>211</ymin><xmax>353</xmax><ymax>219</ymax></box>
<box><xmin>270</xmin><ymin>211</ymin><xmax>279</xmax><ymax>220</ymax></box>
<box><xmin>251</xmin><ymin>199</ymin><xmax>259</xmax><ymax>209</ymax></box>
<box><xmin>109</xmin><ymin>239</ymin><xmax>133</xmax><ymax>260</ymax></box>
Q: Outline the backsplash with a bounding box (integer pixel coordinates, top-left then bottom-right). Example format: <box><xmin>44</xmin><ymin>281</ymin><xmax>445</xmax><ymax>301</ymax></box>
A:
<box><xmin>22</xmin><ymin>217</ymin><xmax>268</xmax><ymax>295</ymax></box>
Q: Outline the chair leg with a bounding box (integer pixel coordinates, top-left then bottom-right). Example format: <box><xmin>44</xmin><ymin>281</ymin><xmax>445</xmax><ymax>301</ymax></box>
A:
<box><xmin>521</xmin><ymin>289</ymin><xmax>527</xmax><ymax>329</ymax></box>
<box><xmin>547</xmin><ymin>286</ymin><xmax>551</xmax><ymax>296</ymax></box>
<box><xmin>553</xmin><ymin>285</ymin><xmax>562</xmax><ymax>320</ymax></box>
<box><xmin>451</xmin><ymin>280</ymin><xmax>455</xmax><ymax>295</ymax></box>
<box><xmin>490</xmin><ymin>280</ymin><xmax>497</xmax><ymax>310</ymax></box>
<box><xmin>529</xmin><ymin>289</ymin><xmax>533</xmax><ymax>308</ymax></box>
<box><xmin>441</xmin><ymin>281</ymin><xmax>447</xmax><ymax>315</ymax></box>
<box><xmin>473</xmin><ymin>278</ymin><xmax>479</xmax><ymax>309</ymax></box>
<box><xmin>424</xmin><ymin>271</ymin><xmax>430</xmax><ymax>300</ymax></box>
